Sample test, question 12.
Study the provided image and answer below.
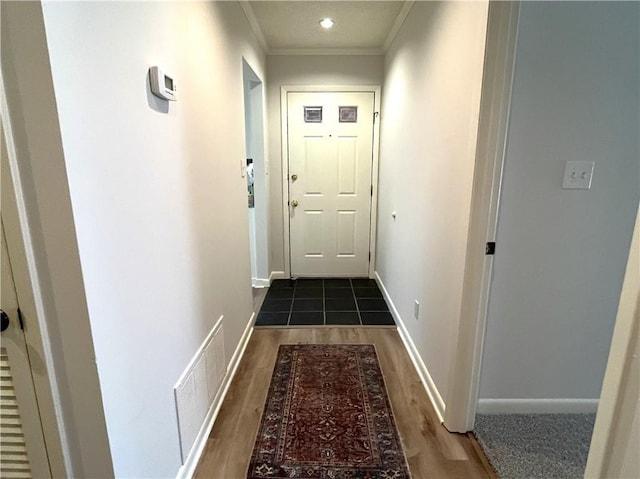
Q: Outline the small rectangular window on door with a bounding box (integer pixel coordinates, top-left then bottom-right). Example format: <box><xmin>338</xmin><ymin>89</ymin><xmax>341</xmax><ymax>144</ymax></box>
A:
<box><xmin>339</xmin><ymin>106</ymin><xmax>358</xmax><ymax>123</ymax></box>
<box><xmin>304</xmin><ymin>106</ymin><xmax>322</xmax><ymax>123</ymax></box>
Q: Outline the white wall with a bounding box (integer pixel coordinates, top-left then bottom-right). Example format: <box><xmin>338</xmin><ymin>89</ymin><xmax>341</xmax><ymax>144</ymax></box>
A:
<box><xmin>376</xmin><ymin>1</ymin><xmax>489</xmax><ymax>408</ymax></box>
<box><xmin>41</xmin><ymin>2</ymin><xmax>265</xmax><ymax>476</ymax></box>
<box><xmin>479</xmin><ymin>2</ymin><xmax>640</xmax><ymax>403</ymax></box>
<box><xmin>266</xmin><ymin>55</ymin><xmax>384</xmax><ymax>274</ymax></box>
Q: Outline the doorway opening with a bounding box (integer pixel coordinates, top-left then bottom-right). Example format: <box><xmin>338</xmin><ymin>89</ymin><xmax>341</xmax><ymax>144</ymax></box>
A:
<box><xmin>242</xmin><ymin>60</ymin><xmax>269</xmax><ymax>304</ymax></box>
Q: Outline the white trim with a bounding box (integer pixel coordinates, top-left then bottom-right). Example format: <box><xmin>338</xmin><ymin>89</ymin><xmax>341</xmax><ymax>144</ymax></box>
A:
<box><xmin>280</xmin><ymin>88</ymin><xmax>291</xmax><ymax>278</ymax></box>
<box><xmin>585</xmin><ymin>206</ymin><xmax>640</xmax><ymax>478</ymax></box>
<box><xmin>239</xmin><ymin>1</ymin><xmax>269</xmax><ymax>54</ymax></box>
<box><xmin>443</xmin><ymin>1</ymin><xmax>521</xmax><ymax>433</ymax></box>
<box><xmin>175</xmin><ymin>314</ymin><xmax>255</xmax><ymax>479</ymax></box>
<box><xmin>269</xmin><ymin>48</ymin><xmax>383</xmax><ymax>56</ymax></box>
<box><xmin>251</xmin><ymin>278</ymin><xmax>270</xmax><ymax>288</ymax></box>
<box><xmin>368</xmin><ymin>93</ymin><xmax>381</xmax><ymax>280</ymax></box>
<box><xmin>280</xmin><ymin>85</ymin><xmax>382</xmax><ymax>280</ymax></box>
<box><xmin>375</xmin><ymin>272</ymin><xmax>445</xmax><ymax>422</ymax></box>
<box><xmin>1</xmin><ymin>62</ymin><xmax>70</xmax><ymax>477</ymax></box>
<box><xmin>382</xmin><ymin>1</ymin><xmax>415</xmax><ymax>52</ymax></box>
<box><xmin>477</xmin><ymin>398</ymin><xmax>599</xmax><ymax>415</ymax></box>
<box><xmin>269</xmin><ymin>270</ymin><xmax>286</xmax><ymax>282</ymax></box>
<box><xmin>242</xmin><ymin>60</ymin><xmax>271</xmax><ymax>295</ymax></box>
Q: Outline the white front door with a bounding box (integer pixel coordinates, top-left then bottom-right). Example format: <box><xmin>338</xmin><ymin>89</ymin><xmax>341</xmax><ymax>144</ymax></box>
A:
<box><xmin>287</xmin><ymin>91</ymin><xmax>375</xmax><ymax>277</ymax></box>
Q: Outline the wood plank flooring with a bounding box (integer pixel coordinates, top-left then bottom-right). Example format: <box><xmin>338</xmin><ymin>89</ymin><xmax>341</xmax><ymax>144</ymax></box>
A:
<box><xmin>193</xmin><ymin>328</ymin><xmax>496</xmax><ymax>479</ymax></box>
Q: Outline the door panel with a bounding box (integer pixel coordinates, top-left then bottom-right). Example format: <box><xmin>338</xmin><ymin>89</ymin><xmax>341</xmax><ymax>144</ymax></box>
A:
<box><xmin>0</xmin><ymin>226</ymin><xmax>51</xmax><ymax>479</ymax></box>
<box><xmin>337</xmin><ymin>138</ymin><xmax>358</xmax><ymax>195</ymax></box>
<box><xmin>288</xmin><ymin>91</ymin><xmax>374</xmax><ymax>277</ymax></box>
<box><xmin>303</xmin><ymin>138</ymin><xmax>326</xmax><ymax>195</ymax></box>
<box><xmin>337</xmin><ymin>211</ymin><xmax>357</xmax><ymax>256</ymax></box>
<box><xmin>303</xmin><ymin>211</ymin><xmax>324</xmax><ymax>257</ymax></box>
<box><xmin>1</xmin><ymin>126</ymin><xmax>51</xmax><ymax>478</ymax></box>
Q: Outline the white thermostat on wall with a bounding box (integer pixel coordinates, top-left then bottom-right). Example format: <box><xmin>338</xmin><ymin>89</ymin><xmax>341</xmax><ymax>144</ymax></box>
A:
<box><xmin>149</xmin><ymin>66</ymin><xmax>177</xmax><ymax>101</ymax></box>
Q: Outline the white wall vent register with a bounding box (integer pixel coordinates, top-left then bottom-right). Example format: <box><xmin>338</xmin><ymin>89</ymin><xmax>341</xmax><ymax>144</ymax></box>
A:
<box><xmin>174</xmin><ymin>317</ymin><xmax>226</xmax><ymax>463</ymax></box>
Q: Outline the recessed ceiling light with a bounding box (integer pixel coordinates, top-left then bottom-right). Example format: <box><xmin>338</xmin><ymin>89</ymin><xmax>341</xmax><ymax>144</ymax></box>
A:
<box><xmin>319</xmin><ymin>18</ymin><xmax>335</xmax><ymax>29</ymax></box>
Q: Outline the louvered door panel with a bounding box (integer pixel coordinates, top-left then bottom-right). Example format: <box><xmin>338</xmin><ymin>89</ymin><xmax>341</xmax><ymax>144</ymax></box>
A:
<box><xmin>0</xmin><ymin>348</ymin><xmax>32</xmax><ymax>479</ymax></box>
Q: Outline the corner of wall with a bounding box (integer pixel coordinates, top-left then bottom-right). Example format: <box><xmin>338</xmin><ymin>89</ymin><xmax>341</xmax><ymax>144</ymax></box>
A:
<box><xmin>375</xmin><ymin>272</ymin><xmax>446</xmax><ymax>422</ymax></box>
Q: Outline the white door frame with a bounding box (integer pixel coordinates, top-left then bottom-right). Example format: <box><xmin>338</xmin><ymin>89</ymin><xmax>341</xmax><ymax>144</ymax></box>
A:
<box><xmin>243</xmin><ymin>59</ymin><xmax>270</xmax><ymax>288</ymax></box>
<box><xmin>280</xmin><ymin>85</ymin><xmax>381</xmax><ymax>279</ymax></box>
<box><xmin>1</xmin><ymin>74</ymin><xmax>68</xmax><ymax>477</ymax></box>
<box><xmin>584</xmin><ymin>204</ymin><xmax>639</xmax><ymax>478</ymax></box>
<box><xmin>443</xmin><ymin>2</ymin><xmax>521</xmax><ymax>432</ymax></box>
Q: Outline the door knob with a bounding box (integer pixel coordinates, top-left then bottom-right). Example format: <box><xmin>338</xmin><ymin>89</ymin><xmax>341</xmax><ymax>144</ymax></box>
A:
<box><xmin>291</xmin><ymin>200</ymin><xmax>299</xmax><ymax>207</ymax></box>
<box><xmin>291</xmin><ymin>174</ymin><xmax>298</xmax><ymax>181</ymax></box>
<box><xmin>0</xmin><ymin>310</ymin><xmax>9</xmax><ymax>332</ymax></box>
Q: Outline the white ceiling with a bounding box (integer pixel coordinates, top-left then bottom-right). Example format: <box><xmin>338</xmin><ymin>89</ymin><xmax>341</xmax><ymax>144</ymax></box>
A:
<box><xmin>241</xmin><ymin>1</ymin><xmax>414</xmax><ymax>54</ymax></box>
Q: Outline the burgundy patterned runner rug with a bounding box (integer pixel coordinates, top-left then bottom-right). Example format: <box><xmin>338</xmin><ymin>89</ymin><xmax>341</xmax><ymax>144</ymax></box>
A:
<box><xmin>247</xmin><ymin>344</ymin><xmax>411</xmax><ymax>479</ymax></box>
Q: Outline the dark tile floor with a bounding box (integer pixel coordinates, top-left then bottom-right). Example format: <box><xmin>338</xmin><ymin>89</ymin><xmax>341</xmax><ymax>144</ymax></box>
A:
<box><xmin>255</xmin><ymin>278</ymin><xmax>396</xmax><ymax>327</ymax></box>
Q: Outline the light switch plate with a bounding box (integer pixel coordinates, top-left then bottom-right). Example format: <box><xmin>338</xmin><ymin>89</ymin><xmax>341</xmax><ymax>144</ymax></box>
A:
<box><xmin>562</xmin><ymin>161</ymin><xmax>594</xmax><ymax>189</ymax></box>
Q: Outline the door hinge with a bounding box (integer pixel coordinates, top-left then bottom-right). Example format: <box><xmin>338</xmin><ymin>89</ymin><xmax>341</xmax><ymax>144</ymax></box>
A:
<box><xmin>485</xmin><ymin>242</ymin><xmax>496</xmax><ymax>255</ymax></box>
<box><xmin>17</xmin><ymin>308</ymin><xmax>24</xmax><ymax>330</ymax></box>
<box><xmin>373</xmin><ymin>111</ymin><xmax>379</xmax><ymax>123</ymax></box>
<box><xmin>371</xmin><ymin>185</ymin><xmax>373</xmax><ymax>196</ymax></box>
<box><xmin>368</xmin><ymin>252</ymin><xmax>371</xmax><ymax>261</ymax></box>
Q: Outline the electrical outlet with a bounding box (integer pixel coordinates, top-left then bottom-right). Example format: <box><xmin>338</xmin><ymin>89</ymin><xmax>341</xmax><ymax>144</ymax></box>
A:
<box><xmin>414</xmin><ymin>300</ymin><xmax>420</xmax><ymax>320</ymax></box>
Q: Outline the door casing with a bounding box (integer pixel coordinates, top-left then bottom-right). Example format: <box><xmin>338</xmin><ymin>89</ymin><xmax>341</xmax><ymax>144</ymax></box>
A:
<box><xmin>280</xmin><ymin>85</ymin><xmax>381</xmax><ymax>279</ymax></box>
<box><xmin>1</xmin><ymin>95</ymin><xmax>67</xmax><ymax>476</ymax></box>
<box><xmin>443</xmin><ymin>1</ymin><xmax>520</xmax><ymax>432</ymax></box>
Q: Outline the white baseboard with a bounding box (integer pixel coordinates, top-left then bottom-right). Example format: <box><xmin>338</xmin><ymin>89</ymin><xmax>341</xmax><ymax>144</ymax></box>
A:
<box><xmin>176</xmin><ymin>313</ymin><xmax>255</xmax><ymax>479</ymax></box>
<box><xmin>374</xmin><ymin>272</ymin><xmax>446</xmax><ymax>423</ymax></box>
<box><xmin>476</xmin><ymin>398</ymin><xmax>599</xmax><ymax>414</ymax></box>
<box><xmin>251</xmin><ymin>278</ymin><xmax>270</xmax><ymax>288</ymax></box>
<box><xmin>269</xmin><ymin>271</ymin><xmax>286</xmax><ymax>283</ymax></box>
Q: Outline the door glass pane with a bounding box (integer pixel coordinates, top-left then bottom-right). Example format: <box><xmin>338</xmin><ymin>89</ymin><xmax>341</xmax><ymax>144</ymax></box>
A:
<box><xmin>339</xmin><ymin>106</ymin><xmax>357</xmax><ymax>123</ymax></box>
<box><xmin>304</xmin><ymin>106</ymin><xmax>322</xmax><ymax>123</ymax></box>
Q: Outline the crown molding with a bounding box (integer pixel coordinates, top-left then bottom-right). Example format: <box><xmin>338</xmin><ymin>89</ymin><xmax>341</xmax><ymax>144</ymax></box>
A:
<box><xmin>269</xmin><ymin>48</ymin><xmax>384</xmax><ymax>56</ymax></box>
<box><xmin>239</xmin><ymin>0</ymin><xmax>269</xmax><ymax>54</ymax></box>
<box><xmin>383</xmin><ymin>0</ymin><xmax>415</xmax><ymax>52</ymax></box>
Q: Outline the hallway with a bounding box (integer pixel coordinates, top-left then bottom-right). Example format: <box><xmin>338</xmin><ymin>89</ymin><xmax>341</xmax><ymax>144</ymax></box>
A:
<box><xmin>193</xmin><ymin>328</ymin><xmax>495</xmax><ymax>478</ymax></box>
<box><xmin>2</xmin><ymin>1</ymin><xmax>637</xmax><ymax>477</ymax></box>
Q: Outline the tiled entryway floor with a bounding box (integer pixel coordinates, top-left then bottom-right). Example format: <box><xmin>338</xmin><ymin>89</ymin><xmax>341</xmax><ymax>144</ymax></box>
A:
<box><xmin>255</xmin><ymin>278</ymin><xmax>395</xmax><ymax>327</ymax></box>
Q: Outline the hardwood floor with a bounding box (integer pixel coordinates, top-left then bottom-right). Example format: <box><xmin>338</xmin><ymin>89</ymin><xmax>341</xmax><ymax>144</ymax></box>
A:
<box><xmin>193</xmin><ymin>328</ymin><xmax>496</xmax><ymax>479</ymax></box>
